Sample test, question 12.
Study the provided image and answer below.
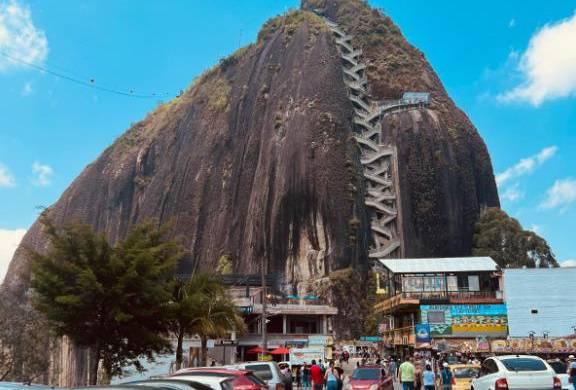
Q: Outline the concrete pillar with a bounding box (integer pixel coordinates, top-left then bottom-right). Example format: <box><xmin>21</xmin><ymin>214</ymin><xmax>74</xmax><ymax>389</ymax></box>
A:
<box><xmin>283</xmin><ymin>315</ymin><xmax>287</xmax><ymax>335</ymax></box>
<box><xmin>323</xmin><ymin>315</ymin><xmax>328</xmax><ymax>334</ymax></box>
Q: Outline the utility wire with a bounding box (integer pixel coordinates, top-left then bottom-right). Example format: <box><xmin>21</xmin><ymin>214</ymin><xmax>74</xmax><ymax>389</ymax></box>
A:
<box><xmin>0</xmin><ymin>50</ymin><xmax>177</xmax><ymax>99</ymax></box>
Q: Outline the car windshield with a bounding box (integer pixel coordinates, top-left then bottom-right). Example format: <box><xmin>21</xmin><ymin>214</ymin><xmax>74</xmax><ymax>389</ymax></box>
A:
<box><xmin>452</xmin><ymin>367</ymin><xmax>480</xmax><ymax>378</ymax></box>
<box><xmin>352</xmin><ymin>368</ymin><xmax>380</xmax><ymax>380</ymax></box>
<box><xmin>501</xmin><ymin>358</ymin><xmax>547</xmax><ymax>372</ymax></box>
<box><xmin>245</xmin><ymin>364</ymin><xmax>273</xmax><ymax>381</ymax></box>
<box><xmin>549</xmin><ymin>361</ymin><xmax>567</xmax><ymax>374</ymax></box>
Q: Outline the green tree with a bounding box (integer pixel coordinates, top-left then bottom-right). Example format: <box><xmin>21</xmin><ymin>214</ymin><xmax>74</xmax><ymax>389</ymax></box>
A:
<box><xmin>30</xmin><ymin>218</ymin><xmax>183</xmax><ymax>383</ymax></box>
<box><xmin>168</xmin><ymin>273</ymin><xmax>245</xmax><ymax>369</ymax></box>
<box><xmin>472</xmin><ymin>208</ymin><xmax>558</xmax><ymax>268</ymax></box>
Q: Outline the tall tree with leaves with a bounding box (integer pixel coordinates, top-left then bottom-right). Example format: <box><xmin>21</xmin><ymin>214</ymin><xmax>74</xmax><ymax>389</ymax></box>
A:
<box><xmin>31</xmin><ymin>218</ymin><xmax>183</xmax><ymax>384</ymax></box>
<box><xmin>168</xmin><ymin>273</ymin><xmax>245</xmax><ymax>369</ymax></box>
<box><xmin>472</xmin><ymin>208</ymin><xmax>558</xmax><ymax>268</ymax></box>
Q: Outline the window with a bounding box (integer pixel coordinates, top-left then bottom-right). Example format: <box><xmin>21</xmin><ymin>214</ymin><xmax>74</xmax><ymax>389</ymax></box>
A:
<box><xmin>468</xmin><ymin>275</ymin><xmax>480</xmax><ymax>291</ymax></box>
<box><xmin>427</xmin><ymin>311</ymin><xmax>446</xmax><ymax>324</ymax></box>
<box><xmin>501</xmin><ymin>358</ymin><xmax>547</xmax><ymax>372</ymax></box>
<box><xmin>245</xmin><ymin>364</ymin><xmax>273</xmax><ymax>380</ymax></box>
<box><xmin>453</xmin><ymin>367</ymin><xmax>480</xmax><ymax>378</ymax></box>
<box><xmin>352</xmin><ymin>368</ymin><xmax>380</xmax><ymax>380</ymax></box>
<box><xmin>549</xmin><ymin>361</ymin><xmax>567</xmax><ymax>375</ymax></box>
<box><xmin>480</xmin><ymin>359</ymin><xmax>498</xmax><ymax>376</ymax></box>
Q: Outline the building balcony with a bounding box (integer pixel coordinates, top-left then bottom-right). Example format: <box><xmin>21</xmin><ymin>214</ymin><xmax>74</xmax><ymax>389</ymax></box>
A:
<box><xmin>382</xmin><ymin>326</ymin><xmax>415</xmax><ymax>346</ymax></box>
<box><xmin>252</xmin><ymin>303</ymin><xmax>338</xmax><ymax>316</ymax></box>
<box><xmin>375</xmin><ymin>290</ymin><xmax>503</xmax><ymax>313</ymax></box>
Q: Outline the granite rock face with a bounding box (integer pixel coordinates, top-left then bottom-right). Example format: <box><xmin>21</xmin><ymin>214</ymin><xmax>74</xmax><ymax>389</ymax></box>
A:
<box><xmin>4</xmin><ymin>1</ymin><xmax>499</xmax><ymax>304</ymax></box>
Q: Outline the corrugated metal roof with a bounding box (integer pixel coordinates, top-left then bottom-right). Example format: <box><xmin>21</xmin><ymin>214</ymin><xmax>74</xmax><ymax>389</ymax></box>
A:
<box><xmin>378</xmin><ymin>257</ymin><xmax>498</xmax><ymax>274</ymax></box>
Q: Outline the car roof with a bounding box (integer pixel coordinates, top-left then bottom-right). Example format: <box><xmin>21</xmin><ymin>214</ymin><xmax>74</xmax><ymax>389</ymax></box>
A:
<box><xmin>449</xmin><ymin>364</ymin><xmax>480</xmax><ymax>368</ymax></box>
<box><xmin>173</xmin><ymin>368</ymin><xmax>248</xmax><ymax>376</ymax></box>
<box><xmin>125</xmin><ymin>379</ymin><xmax>213</xmax><ymax>390</ymax></box>
<box><xmin>168</xmin><ymin>376</ymin><xmax>230</xmax><ymax>384</ymax></box>
<box><xmin>492</xmin><ymin>355</ymin><xmax>545</xmax><ymax>360</ymax></box>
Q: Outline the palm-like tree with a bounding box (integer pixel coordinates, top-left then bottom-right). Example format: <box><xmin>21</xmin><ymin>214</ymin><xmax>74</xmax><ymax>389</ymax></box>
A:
<box><xmin>169</xmin><ymin>274</ymin><xmax>245</xmax><ymax>369</ymax></box>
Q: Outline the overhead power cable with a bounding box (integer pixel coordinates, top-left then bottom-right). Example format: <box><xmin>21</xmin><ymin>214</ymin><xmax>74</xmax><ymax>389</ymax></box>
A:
<box><xmin>0</xmin><ymin>50</ymin><xmax>178</xmax><ymax>99</ymax></box>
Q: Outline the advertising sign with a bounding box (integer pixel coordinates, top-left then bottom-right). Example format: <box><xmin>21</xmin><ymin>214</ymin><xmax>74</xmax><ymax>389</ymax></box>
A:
<box><xmin>415</xmin><ymin>324</ymin><xmax>432</xmax><ymax>343</ymax></box>
<box><xmin>490</xmin><ymin>338</ymin><xmax>576</xmax><ymax>354</ymax></box>
<box><xmin>421</xmin><ymin>304</ymin><xmax>508</xmax><ymax>337</ymax></box>
<box><xmin>289</xmin><ymin>347</ymin><xmax>325</xmax><ymax>365</ymax></box>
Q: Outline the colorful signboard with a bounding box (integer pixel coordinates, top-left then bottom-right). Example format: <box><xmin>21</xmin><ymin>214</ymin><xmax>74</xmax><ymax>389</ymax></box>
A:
<box><xmin>491</xmin><ymin>338</ymin><xmax>576</xmax><ymax>354</ymax></box>
<box><xmin>421</xmin><ymin>304</ymin><xmax>508</xmax><ymax>337</ymax></box>
<box><xmin>289</xmin><ymin>347</ymin><xmax>325</xmax><ymax>365</ymax></box>
<box><xmin>415</xmin><ymin>324</ymin><xmax>432</xmax><ymax>343</ymax></box>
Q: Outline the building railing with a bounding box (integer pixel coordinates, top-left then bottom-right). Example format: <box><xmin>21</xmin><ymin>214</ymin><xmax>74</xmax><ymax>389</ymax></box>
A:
<box><xmin>395</xmin><ymin>290</ymin><xmax>501</xmax><ymax>301</ymax></box>
<box><xmin>375</xmin><ymin>290</ymin><xmax>503</xmax><ymax>313</ymax></box>
<box><xmin>381</xmin><ymin>325</ymin><xmax>415</xmax><ymax>346</ymax></box>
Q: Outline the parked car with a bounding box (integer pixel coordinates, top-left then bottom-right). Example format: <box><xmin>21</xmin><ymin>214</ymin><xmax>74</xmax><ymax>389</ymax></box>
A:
<box><xmin>124</xmin><ymin>379</ymin><xmax>214</xmax><ymax>390</ymax></box>
<box><xmin>346</xmin><ymin>365</ymin><xmax>393</xmax><ymax>390</ymax></box>
<box><xmin>224</xmin><ymin>362</ymin><xmax>283</xmax><ymax>390</ymax></box>
<box><xmin>547</xmin><ymin>359</ymin><xmax>571</xmax><ymax>390</ymax></box>
<box><xmin>449</xmin><ymin>364</ymin><xmax>480</xmax><ymax>390</ymax></box>
<box><xmin>171</xmin><ymin>368</ymin><xmax>267</xmax><ymax>390</ymax></box>
<box><xmin>471</xmin><ymin>355</ymin><xmax>561</xmax><ymax>390</ymax></box>
<box><xmin>0</xmin><ymin>383</ymin><xmax>56</xmax><ymax>390</ymax></box>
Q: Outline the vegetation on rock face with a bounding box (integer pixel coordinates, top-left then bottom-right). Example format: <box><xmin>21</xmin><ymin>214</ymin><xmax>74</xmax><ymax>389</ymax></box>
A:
<box><xmin>258</xmin><ymin>10</ymin><xmax>328</xmax><ymax>44</ymax></box>
<box><xmin>30</xmin><ymin>217</ymin><xmax>183</xmax><ymax>383</ymax></box>
<box><xmin>472</xmin><ymin>208</ymin><xmax>558</xmax><ymax>268</ymax></box>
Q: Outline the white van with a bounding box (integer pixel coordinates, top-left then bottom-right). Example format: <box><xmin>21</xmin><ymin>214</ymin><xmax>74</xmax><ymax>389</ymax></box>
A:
<box><xmin>225</xmin><ymin>362</ymin><xmax>284</xmax><ymax>390</ymax></box>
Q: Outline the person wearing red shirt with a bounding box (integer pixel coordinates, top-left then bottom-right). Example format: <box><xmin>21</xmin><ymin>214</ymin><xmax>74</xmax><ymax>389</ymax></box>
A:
<box><xmin>310</xmin><ymin>359</ymin><xmax>324</xmax><ymax>390</ymax></box>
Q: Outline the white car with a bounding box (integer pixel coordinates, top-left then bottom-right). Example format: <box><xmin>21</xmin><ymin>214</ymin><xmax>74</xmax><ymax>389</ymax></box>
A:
<box><xmin>471</xmin><ymin>355</ymin><xmax>561</xmax><ymax>390</ymax></box>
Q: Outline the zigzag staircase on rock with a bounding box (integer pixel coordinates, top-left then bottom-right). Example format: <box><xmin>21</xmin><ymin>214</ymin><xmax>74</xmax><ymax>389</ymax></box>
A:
<box><xmin>321</xmin><ymin>15</ymin><xmax>430</xmax><ymax>259</ymax></box>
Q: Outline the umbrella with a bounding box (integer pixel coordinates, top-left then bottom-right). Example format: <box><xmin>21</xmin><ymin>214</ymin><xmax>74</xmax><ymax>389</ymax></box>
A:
<box><xmin>270</xmin><ymin>346</ymin><xmax>290</xmax><ymax>355</ymax></box>
<box><xmin>247</xmin><ymin>346</ymin><xmax>264</xmax><ymax>354</ymax></box>
<box><xmin>286</xmin><ymin>294</ymin><xmax>300</xmax><ymax>299</ymax></box>
<box><xmin>304</xmin><ymin>294</ymin><xmax>319</xmax><ymax>300</ymax></box>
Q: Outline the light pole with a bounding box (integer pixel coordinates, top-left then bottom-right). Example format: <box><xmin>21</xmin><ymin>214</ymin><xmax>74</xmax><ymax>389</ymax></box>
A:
<box><xmin>261</xmin><ymin>256</ymin><xmax>268</xmax><ymax>359</ymax></box>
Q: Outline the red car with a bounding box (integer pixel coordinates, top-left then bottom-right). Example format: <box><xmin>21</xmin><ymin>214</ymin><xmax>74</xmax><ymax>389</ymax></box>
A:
<box><xmin>347</xmin><ymin>366</ymin><xmax>393</xmax><ymax>390</ymax></box>
<box><xmin>171</xmin><ymin>368</ymin><xmax>268</xmax><ymax>390</ymax></box>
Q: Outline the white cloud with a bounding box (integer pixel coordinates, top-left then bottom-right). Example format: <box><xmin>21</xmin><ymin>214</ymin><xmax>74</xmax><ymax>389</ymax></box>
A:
<box><xmin>32</xmin><ymin>161</ymin><xmax>53</xmax><ymax>186</ymax></box>
<box><xmin>21</xmin><ymin>80</ymin><xmax>33</xmax><ymax>96</ymax></box>
<box><xmin>496</xmin><ymin>146</ymin><xmax>558</xmax><ymax>186</ymax></box>
<box><xmin>0</xmin><ymin>228</ymin><xmax>26</xmax><ymax>283</ymax></box>
<box><xmin>561</xmin><ymin>259</ymin><xmax>576</xmax><ymax>268</ymax></box>
<box><xmin>0</xmin><ymin>0</ymin><xmax>48</xmax><ymax>72</ymax></box>
<box><xmin>501</xmin><ymin>184</ymin><xmax>524</xmax><ymax>202</ymax></box>
<box><xmin>498</xmin><ymin>12</ymin><xmax>576</xmax><ymax>106</ymax></box>
<box><xmin>0</xmin><ymin>163</ymin><xmax>15</xmax><ymax>187</ymax></box>
<box><xmin>540</xmin><ymin>178</ymin><xmax>576</xmax><ymax>210</ymax></box>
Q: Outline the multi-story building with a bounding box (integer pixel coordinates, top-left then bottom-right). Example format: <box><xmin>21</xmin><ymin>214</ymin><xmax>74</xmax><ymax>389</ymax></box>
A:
<box><xmin>374</xmin><ymin>257</ymin><xmax>507</xmax><ymax>356</ymax></box>
<box><xmin>227</xmin><ymin>276</ymin><xmax>338</xmax><ymax>361</ymax></box>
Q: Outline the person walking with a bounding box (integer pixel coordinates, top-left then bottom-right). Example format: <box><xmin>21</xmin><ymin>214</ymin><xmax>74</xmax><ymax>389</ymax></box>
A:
<box><xmin>414</xmin><ymin>360</ymin><xmax>423</xmax><ymax>390</ymax></box>
<box><xmin>440</xmin><ymin>363</ymin><xmax>453</xmax><ymax>390</ymax></box>
<box><xmin>568</xmin><ymin>355</ymin><xmax>576</xmax><ymax>390</ymax></box>
<box><xmin>324</xmin><ymin>361</ymin><xmax>341</xmax><ymax>390</ymax></box>
<box><xmin>302</xmin><ymin>363</ymin><xmax>311</xmax><ymax>389</ymax></box>
<box><xmin>388</xmin><ymin>358</ymin><xmax>398</xmax><ymax>381</ymax></box>
<box><xmin>311</xmin><ymin>360</ymin><xmax>324</xmax><ymax>390</ymax></box>
<box><xmin>399</xmin><ymin>356</ymin><xmax>416</xmax><ymax>390</ymax></box>
<box><xmin>422</xmin><ymin>364</ymin><xmax>435</xmax><ymax>390</ymax></box>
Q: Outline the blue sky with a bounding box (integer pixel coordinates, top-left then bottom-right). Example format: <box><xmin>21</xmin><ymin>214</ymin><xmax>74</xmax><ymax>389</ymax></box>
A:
<box><xmin>0</xmin><ymin>0</ymin><xmax>575</xmax><ymax>279</ymax></box>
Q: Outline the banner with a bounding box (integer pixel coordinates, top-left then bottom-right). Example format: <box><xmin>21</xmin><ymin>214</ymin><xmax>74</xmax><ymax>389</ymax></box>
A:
<box><xmin>415</xmin><ymin>324</ymin><xmax>431</xmax><ymax>343</ymax></box>
<box><xmin>421</xmin><ymin>304</ymin><xmax>508</xmax><ymax>337</ymax></box>
<box><xmin>289</xmin><ymin>347</ymin><xmax>325</xmax><ymax>365</ymax></box>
